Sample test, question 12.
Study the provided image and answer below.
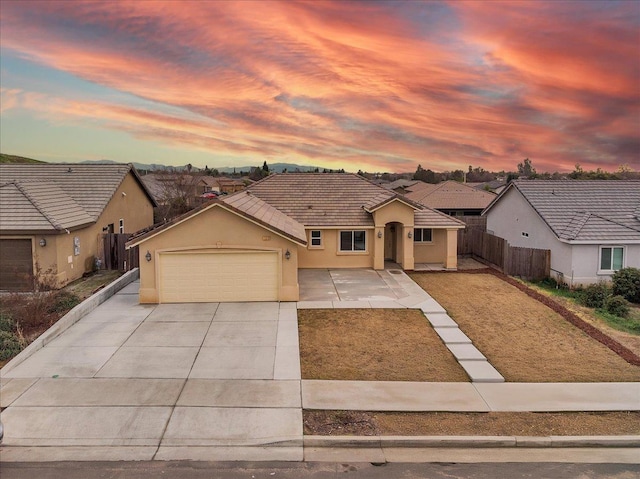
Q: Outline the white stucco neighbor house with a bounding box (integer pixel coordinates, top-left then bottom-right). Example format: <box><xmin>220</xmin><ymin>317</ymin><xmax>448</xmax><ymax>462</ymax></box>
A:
<box><xmin>483</xmin><ymin>180</ymin><xmax>640</xmax><ymax>287</ymax></box>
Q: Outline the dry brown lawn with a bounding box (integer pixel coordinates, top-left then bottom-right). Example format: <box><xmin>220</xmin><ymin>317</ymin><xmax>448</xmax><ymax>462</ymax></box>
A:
<box><xmin>409</xmin><ymin>272</ymin><xmax>640</xmax><ymax>382</ymax></box>
<box><xmin>298</xmin><ymin>309</ymin><xmax>468</xmax><ymax>382</ymax></box>
<box><xmin>304</xmin><ymin>410</ymin><xmax>640</xmax><ymax>436</ymax></box>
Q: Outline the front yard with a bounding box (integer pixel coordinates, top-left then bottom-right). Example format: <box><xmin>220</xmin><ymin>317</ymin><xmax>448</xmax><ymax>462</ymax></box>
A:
<box><xmin>409</xmin><ymin>272</ymin><xmax>640</xmax><ymax>382</ymax></box>
<box><xmin>298</xmin><ymin>309</ymin><xmax>468</xmax><ymax>382</ymax></box>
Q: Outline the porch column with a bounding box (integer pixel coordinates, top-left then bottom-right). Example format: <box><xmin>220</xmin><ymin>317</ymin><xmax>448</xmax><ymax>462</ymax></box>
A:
<box><xmin>402</xmin><ymin>225</ymin><xmax>415</xmax><ymax>270</ymax></box>
<box><xmin>445</xmin><ymin>228</ymin><xmax>458</xmax><ymax>270</ymax></box>
<box><xmin>373</xmin><ymin>227</ymin><xmax>385</xmax><ymax>270</ymax></box>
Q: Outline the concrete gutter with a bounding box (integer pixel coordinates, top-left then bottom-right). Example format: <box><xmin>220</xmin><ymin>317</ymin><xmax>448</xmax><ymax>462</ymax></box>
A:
<box><xmin>1</xmin><ymin>268</ymin><xmax>140</xmax><ymax>375</ymax></box>
<box><xmin>304</xmin><ymin>435</ymin><xmax>640</xmax><ymax>448</ymax></box>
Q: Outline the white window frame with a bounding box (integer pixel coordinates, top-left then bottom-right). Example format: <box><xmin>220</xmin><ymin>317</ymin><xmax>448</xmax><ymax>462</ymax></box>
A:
<box><xmin>339</xmin><ymin>230</ymin><xmax>367</xmax><ymax>253</ymax></box>
<box><xmin>414</xmin><ymin>228</ymin><xmax>433</xmax><ymax>243</ymax></box>
<box><xmin>118</xmin><ymin>218</ymin><xmax>124</xmax><ymax>234</ymax></box>
<box><xmin>598</xmin><ymin>246</ymin><xmax>624</xmax><ymax>273</ymax></box>
<box><xmin>309</xmin><ymin>230</ymin><xmax>323</xmax><ymax>249</ymax></box>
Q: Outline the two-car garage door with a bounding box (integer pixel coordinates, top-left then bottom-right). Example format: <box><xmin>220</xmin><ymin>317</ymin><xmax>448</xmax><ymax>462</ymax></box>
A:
<box><xmin>159</xmin><ymin>250</ymin><xmax>279</xmax><ymax>303</ymax></box>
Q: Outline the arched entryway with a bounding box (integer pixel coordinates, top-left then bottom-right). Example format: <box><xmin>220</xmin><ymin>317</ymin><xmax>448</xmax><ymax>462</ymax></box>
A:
<box><xmin>384</xmin><ymin>221</ymin><xmax>403</xmax><ymax>263</ymax></box>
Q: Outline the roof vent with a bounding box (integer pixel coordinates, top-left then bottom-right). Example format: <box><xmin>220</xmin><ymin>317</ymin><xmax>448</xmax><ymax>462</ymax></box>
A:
<box><xmin>67</xmin><ymin>167</ymin><xmax>72</xmax><ymax>173</ymax></box>
<box><xmin>308</xmin><ymin>205</ymin><xmax>313</xmax><ymax>209</ymax></box>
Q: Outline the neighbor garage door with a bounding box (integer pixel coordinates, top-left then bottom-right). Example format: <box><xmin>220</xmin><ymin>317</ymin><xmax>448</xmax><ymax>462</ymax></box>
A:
<box><xmin>0</xmin><ymin>239</ymin><xmax>33</xmax><ymax>291</ymax></box>
<box><xmin>159</xmin><ymin>250</ymin><xmax>279</xmax><ymax>303</ymax></box>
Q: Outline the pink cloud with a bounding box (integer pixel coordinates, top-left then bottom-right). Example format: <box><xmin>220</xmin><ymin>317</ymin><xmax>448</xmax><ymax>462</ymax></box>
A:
<box><xmin>1</xmin><ymin>0</ymin><xmax>638</xmax><ymax>172</ymax></box>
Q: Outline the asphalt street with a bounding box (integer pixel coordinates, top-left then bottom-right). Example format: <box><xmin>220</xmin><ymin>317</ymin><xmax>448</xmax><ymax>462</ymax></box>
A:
<box><xmin>1</xmin><ymin>461</ymin><xmax>639</xmax><ymax>479</ymax></box>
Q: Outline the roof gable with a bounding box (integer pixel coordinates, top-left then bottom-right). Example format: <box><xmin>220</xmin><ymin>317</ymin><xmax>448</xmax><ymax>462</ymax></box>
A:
<box><xmin>127</xmin><ymin>191</ymin><xmax>307</xmax><ymax>248</ymax></box>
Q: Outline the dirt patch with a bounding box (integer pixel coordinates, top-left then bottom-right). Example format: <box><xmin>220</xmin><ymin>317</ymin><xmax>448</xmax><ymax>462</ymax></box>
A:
<box><xmin>298</xmin><ymin>309</ymin><xmax>468</xmax><ymax>382</ymax></box>
<box><xmin>409</xmin><ymin>272</ymin><xmax>640</xmax><ymax>382</ymax></box>
<box><xmin>304</xmin><ymin>410</ymin><xmax>640</xmax><ymax>436</ymax></box>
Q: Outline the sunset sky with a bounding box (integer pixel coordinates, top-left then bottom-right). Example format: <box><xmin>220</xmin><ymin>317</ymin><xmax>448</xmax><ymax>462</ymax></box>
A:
<box><xmin>1</xmin><ymin>0</ymin><xmax>638</xmax><ymax>173</ymax></box>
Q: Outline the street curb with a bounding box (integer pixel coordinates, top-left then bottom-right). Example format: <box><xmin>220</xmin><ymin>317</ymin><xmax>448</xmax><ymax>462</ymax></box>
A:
<box><xmin>1</xmin><ymin>269</ymin><xmax>140</xmax><ymax>375</ymax></box>
<box><xmin>304</xmin><ymin>435</ymin><xmax>640</xmax><ymax>448</ymax></box>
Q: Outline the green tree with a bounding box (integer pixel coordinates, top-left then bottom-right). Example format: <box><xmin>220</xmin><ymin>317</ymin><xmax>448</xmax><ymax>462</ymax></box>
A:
<box><xmin>517</xmin><ymin>158</ymin><xmax>536</xmax><ymax>177</ymax></box>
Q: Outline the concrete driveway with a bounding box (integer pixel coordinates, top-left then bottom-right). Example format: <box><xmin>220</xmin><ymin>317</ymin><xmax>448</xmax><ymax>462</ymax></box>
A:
<box><xmin>0</xmin><ymin>281</ymin><xmax>303</xmax><ymax>461</ymax></box>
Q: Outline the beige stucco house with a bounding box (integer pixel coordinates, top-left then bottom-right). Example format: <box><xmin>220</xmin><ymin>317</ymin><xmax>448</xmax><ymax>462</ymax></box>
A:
<box><xmin>0</xmin><ymin>164</ymin><xmax>156</xmax><ymax>291</ymax></box>
<box><xmin>128</xmin><ymin>173</ymin><xmax>464</xmax><ymax>303</ymax></box>
<box><xmin>484</xmin><ymin>180</ymin><xmax>640</xmax><ymax>287</ymax></box>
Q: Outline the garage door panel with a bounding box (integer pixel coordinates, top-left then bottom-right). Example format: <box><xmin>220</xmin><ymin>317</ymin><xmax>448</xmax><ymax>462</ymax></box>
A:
<box><xmin>159</xmin><ymin>251</ymin><xmax>278</xmax><ymax>303</ymax></box>
<box><xmin>0</xmin><ymin>239</ymin><xmax>33</xmax><ymax>291</ymax></box>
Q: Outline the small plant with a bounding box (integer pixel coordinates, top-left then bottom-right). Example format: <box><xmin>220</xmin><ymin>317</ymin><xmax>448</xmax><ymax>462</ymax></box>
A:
<box><xmin>612</xmin><ymin>268</ymin><xmax>640</xmax><ymax>304</ymax></box>
<box><xmin>579</xmin><ymin>282</ymin><xmax>611</xmax><ymax>308</ymax></box>
<box><xmin>604</xmin><ymin>295</ymin><xmax>630</xmax><ymax>318</ymax></box>
<box><xmin>48</xmin><ymin>291</ymin><xmax>81</xmax><ymax>315</ymax></box>
<box><xmin>0</xmin><ymin>330</ymin><xmax>23</xmax><ymax>360</ymax></box>
<box><xmin>0</xmin><ymin>313</ymin><xmax>14</xmax><ymax>333</ymax></box>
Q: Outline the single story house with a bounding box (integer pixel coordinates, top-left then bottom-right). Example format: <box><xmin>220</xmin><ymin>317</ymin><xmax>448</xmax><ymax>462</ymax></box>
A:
<box><xmin>404</xmin><ymin>180</ymin><xmax>496</xmax><ymax>216</ymax></box>
<box><xmin>483</xmin><ymin>180</ymin><xmax>640</xmax><ymax>287</ymax></box>
<box><xmin>127</xmin><ymin>173</ymin><xmax>465</xmax><ymax>303</ymax></box>
<box><xmin>0</xmin><ymin>164</ymin><xmax>156</xmax><ymax>291</ymax></box>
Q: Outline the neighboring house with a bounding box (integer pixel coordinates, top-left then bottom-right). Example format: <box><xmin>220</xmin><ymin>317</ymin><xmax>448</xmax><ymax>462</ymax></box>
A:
<box><xmin>484</xmin><ymin>180</ymin><xmax>640</xmax><ymax>287</ymax></box>
<box><xmin>127</xmin><ymin>173</ymin><xmax>464</xmax><ymax>303</ymax></box>
<box><xmin>404</xmin><ymin>180</ymin><xmax>496</xmax><ymax>216</ymax></box>
<box><xmin>0</xmin><ymin>164</ymin><xmax>156</xmax><ymax>291</ymax></box>
<box><xmin>384</xmin><ymin>178</ymin><xmax>419</xmax><ymax>194</ymax></box>
<box><xmin>469</xmin><ymin>179</ymin><xmax>507</xmax><ymax>195</ymax></box>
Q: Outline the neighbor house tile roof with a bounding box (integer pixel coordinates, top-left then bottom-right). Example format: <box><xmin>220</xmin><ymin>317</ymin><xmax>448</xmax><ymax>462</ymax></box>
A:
<box><xmin>0</xmin><ymin>164</ymin><xmax>156</xmax><ymax>234</ymax></box>
<box><xmin>247</xmin><ymin>173</ymin><xmax>462</xmax><ymax>228</ymax></box>
<box><xmin>405</xmin><ymin>180</ymin><xmax>496</xmax><ymax>210</ymax></box>
<box><xmin>488</xmin><ymin>180</ymin><xmax>640</xmax><ymax>242</ymax></box>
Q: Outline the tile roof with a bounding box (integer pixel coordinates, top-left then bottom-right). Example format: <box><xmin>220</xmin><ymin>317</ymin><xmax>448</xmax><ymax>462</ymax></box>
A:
<box><xmin>405</xmin><ymin>180</ymin><xmax>496</xmax><ymax>210</ymax></box>
<box><xmin>222</xmin><ymin>191</ymin><xmax>307</xmax><ymax>243</ymax></box>
<box><xmin>0</xmin><ymin>164</ymin><xmax>156</xmax><ymax>233</ymax></box>
<box><xmin>0</xmin><ymin>181</ymin><xmax>93</xmax><ymax>232</ymax></box>
<box><xmin>247</xmin><ymin>173</ymin><xmax>459</xmax><ymax>227</ymax></box>
<box><xmin>490</xmin><ymin>180</ymin><xmax>640</xmax><ymax>242</ymax></box>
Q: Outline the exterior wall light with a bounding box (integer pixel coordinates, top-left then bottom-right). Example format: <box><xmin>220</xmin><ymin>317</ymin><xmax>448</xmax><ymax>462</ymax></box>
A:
<box><xmin>285</xmin><ymin>249</ymin><xmax>291</xmax><ymax>260</ymax></box>
<box><xmin>408</xmin><ymin>231</ymin><xmax>413</xmax><ymax>239</ymax></box>
<box><xmin>145</xmin><ymin>251</ymin><xmax>152</xmax><ymax>262</ymax></box>
<box><xmin>377</xmin><ymin>231</ymin><xmax>382</xmax><ymax>239</ymax></box>
<box><xmin>39</xmin><ymin>238</ymin><xmax>47</xmax><ymax>247</ymax></box>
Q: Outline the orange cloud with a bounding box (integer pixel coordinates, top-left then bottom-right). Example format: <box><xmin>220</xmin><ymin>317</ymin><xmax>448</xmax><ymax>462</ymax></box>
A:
<box><xmin>1</xmin><ymin>0</ymin><xmax>638</xmax><ymax>172</ymax></box>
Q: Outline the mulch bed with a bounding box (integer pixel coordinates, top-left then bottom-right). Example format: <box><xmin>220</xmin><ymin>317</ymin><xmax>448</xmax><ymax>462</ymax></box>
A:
<box><xmin>445</xmin><ymin>268</ymin><xmax>640</xmax><ymax>366</ymax></box>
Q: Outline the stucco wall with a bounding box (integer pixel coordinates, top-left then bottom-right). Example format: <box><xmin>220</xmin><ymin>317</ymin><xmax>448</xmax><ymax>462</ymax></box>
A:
<box><xmin>570</xmin><ymin>244</ymin><xmax>640</xmax><ymax>286</ymax></box>
<box><xmin>297</xmin><ymin>228</ymin><xmax>374</xmax><ymax>269</ymax></box>
<box><xmin>414</xmin><ymin>229</ymin><xmax>447</xmax><ymax>263</ymax></box>
<box><xmin>135</xmin><ymin>205</ymin><xmax>299</xmax><ymax>303</ymax></box>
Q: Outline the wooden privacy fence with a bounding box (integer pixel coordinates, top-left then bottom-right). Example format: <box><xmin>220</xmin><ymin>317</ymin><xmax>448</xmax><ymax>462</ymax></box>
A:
<box><xmin>457</xmin><ymin>216</ymin><xmax>487</xmax><ymax>255</ymax></box>
<box><xmin>460</xmin><ymin>228</ymin><xmax>550</xmax><ymax>280</ymax></box>
<box><xmin>103</xmin><ymin>233</ymin><xmax>139</xmax><ymax>271</ymax></box>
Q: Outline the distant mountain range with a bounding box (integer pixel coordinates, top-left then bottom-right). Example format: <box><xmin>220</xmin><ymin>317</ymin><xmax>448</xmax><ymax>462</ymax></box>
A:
<box><xmin>0</xmin><ymin>154</ymin><xmax>322</xmax><ymax>173</ymax></box>
<box><xmin>79</xmin><ymin>159</ymin><xmax>322</xmax><ymax>173</ymax></box>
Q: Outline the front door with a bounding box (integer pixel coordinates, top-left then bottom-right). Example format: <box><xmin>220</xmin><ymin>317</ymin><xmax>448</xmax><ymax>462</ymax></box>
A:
<box><xmin>384</xmin><ymin>224</ymin><xmax>397</xmax><ymax>261</ymax></box>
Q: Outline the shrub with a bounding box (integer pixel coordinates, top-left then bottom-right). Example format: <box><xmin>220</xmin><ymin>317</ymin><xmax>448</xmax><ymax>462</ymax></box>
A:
<box><xmin>0</xmin><ymin>313</ymin><xmax>14</xmax><ymax>333</ymax></box>
<box><xmin>612</xmin><ymin>268</ymin><xmax>640</xmax><ymax>304</ymax></box>
<box><xmin>48</xmin><ymin>291</ymin><xmax>81</xmax><ymax>315</ymax></box>
<box><xmin>0</xmin><ymin>330</ymin><xmax>23</xmax><ymax>360</ymax></box>
<box><xmin>579</xmin><ymin>282</ymin><xmax>611</xmax><ymax>308</ymax></box>
<box><xmin>604</xmin><ymin>295</ymin><xmax>630</xmax><ymax>318</ymax></box>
